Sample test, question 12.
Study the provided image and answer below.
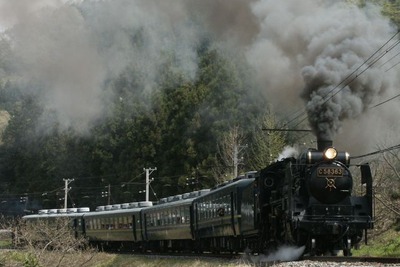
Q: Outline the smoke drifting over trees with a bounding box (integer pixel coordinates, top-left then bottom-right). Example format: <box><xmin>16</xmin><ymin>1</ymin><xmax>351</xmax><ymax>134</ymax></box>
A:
<box><xmin>0</xmin><ymin>0</ymin><xmax>399</xmax><ymax>153</ymax></box>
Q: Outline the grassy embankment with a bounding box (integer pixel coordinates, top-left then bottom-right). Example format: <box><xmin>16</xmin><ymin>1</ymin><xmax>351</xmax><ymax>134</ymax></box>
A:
<box><xmin>353</xmin><ymin>226</ymin><xmax>400</xmax><ymax>257</ymax></box>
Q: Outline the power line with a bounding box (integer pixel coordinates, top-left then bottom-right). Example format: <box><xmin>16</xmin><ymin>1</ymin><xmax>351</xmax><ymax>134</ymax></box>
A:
<box><xmin>369</xmin><ymin>92</ymin><xmax>400</xmax><ymax>109</ymax></box>
<box><xmin>385</xmin><ymin>60</ymin><xmax>400</xmax><ymax>72</ymax></box>
<box><xmin>318</xmin><ymin>36</ymin><xmax>400</xmax><ymax>109</ymax></box>
<box><xmin>379</xmin><ymin>50</ymin><xmax>400</xmax><ymax>69</ymax></box>
<box><xmin>262</xmin><ymin>128</ymin><xmax>312</xmax><ymax>132</ymax></box>
<box><xmin>351</xmin><ymin>143</ymin><xmax>400</xmax><ymax>159</ymax></box>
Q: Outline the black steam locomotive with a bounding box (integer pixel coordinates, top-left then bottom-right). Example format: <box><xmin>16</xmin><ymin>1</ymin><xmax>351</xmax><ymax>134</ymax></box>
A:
<box><xmin>255</xmin><ymin>139</ymin><xmax>373</xmax><ymax>256</ymax></box>
<box><xmin>23</xmin><ymin>140</ymin><xmax>373</xmax><ymax>257</ymax></box>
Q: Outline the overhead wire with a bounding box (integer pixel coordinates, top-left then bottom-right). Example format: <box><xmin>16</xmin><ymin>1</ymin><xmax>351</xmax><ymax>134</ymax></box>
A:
<box><xmin>369</xmin><ymin>92</ymin><xmax>400</xmax><ymax>109</ymax></box>
<box><xmin>351</xmin><ymin>143</ymin><xmax>400</xmax><ymax>159</ymax></box>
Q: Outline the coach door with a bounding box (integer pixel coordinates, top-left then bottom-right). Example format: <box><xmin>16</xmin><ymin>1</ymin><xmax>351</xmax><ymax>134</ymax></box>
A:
<box><xmin>132</xmin><ymin>215</ymin><xmax>137</xmax><ymax>241</ymax></box>
<box><xmin>230</xmin><ymin>192</ymin><xmax>237</xmax><ymax>237</ymax></box>
<box><xmin>193</xmin><ymin>203</ymin><xmax>199</xmax><ymax>239</ymax></box>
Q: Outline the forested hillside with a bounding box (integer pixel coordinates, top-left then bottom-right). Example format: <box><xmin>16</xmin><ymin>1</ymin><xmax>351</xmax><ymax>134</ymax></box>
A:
<box><xmin>0</xmin><ymin>42</ymin><xmax>277</xmax><ymax>212</ymax></box>
<box><xmin>0</xmin><ymin>0</ymin><xmax>398</xmax><ymax>214</ymax></box>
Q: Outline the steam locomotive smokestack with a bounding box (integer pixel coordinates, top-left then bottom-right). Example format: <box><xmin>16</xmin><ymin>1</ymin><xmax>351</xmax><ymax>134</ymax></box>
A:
<box><xmin>317</xmin><ymin>139</ymin><xmax>333</xmax><ymax>151</ymax></box>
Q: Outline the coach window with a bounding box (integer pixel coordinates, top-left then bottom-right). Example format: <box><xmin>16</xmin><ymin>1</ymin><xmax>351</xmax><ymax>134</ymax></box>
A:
<box><xmin>105</xmin><ymin>218</ymin><xmax>110</xmax><ymax>229</ymax></box>
<box><xmin>170</xmin><ymin>209</ymin><xmax>174</xmax><ymax>225</ymax></box>
<box><xmin>199</xmin><ymin>203</ymin><xmax>203</xmax><ymax>220</ymax></box>
<box><xmin>181</xmin><ymin>207</ymin><xmax>186</xmax><ymax>224</ymax></box>
<box><xmin>173</xmin><ymin>209</ymin><xmax>177</xmax><ymax>224</ymax></box>
<box><xmin>120</xmin><ymin>217</ymin><xmax>124</xmax><ymax>229</ymax></box>
<box><xmin>114</xmin><ymin>218</ymin><xmax>118</xmax><ymax>229</ymax></box>
<box><xmin>110</xmin><ymin>217</ymin><xmax>114</xmax><ymax>229</ymax></box>
<box><xmin>146</xmin><ymin>214</ymin><xmax>150</xmax><ymax>227</ymax></box>
<box><xmin>171</xmin><ymin>209</ymin><xmax>175</xmax><ymax>224</ymax></box>
<box><xmin>118</xmin><ymin>217</ymin><xmax>122</xmax><ymax>229</ymax></box>
<box><xmin>185</xmin><ymin>207</ymin><xmax>190</xmax><ymax>224</ymax></box>
<box><xmin>180</xmin><ymin>207</ymin><xmax>184</xmax><ymax>224</ymax></box>
<box><xmin>188</xmin><ymin>207</ymin><xmax>191</xmax><ymax>224</ymax></box>
<box><xmin>179</xmin><ymin>208</ymin><xmax>183</xmax><ymax>224</ymax></box>
<box><xmin>169</xmin><ymin>209</ymin><xmax>173</xmax><ymax>225</ymax></box>
<box><xmin>125</xmin><ymin>216</ymin><xmax>129</xmax><ymax>228</ymax></box>
<box><xmin>213</xmin><ymin>201</ymin><xmax>217</xmax><ymax>218</ymax></box>
<box><xmin>171</xmin><ymin>210</ymin><xmax>175</xmax><ymax>225</ymax></box>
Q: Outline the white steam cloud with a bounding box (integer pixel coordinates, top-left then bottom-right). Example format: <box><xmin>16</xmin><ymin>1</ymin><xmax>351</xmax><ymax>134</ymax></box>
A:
<box><xmin>277</xmin><ymin>146</ymin><xmax>299</xmax><ymax>161</ymax></box>
<box><xmin>2</xmin><ymin>0</ymin><xmax>204</xmax><ymax>134</ymax></box>
<box><xmin>243</xmin><ymin>245</ymin><xmax>305</xmax><ymax>263</ymax></box>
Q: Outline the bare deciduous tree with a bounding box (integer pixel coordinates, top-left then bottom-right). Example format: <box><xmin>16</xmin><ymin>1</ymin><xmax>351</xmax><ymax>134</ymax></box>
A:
<box><xmin>15</xmin><ymin>217</ymin><xmax>97</xmax><ymax>267</ymax></box>
<box><xmin>213</xmin><ymin>125</ymin><xmax>247</xmax><ymax>183</ymax></box>
<box><xmin>352</xmin><ymin>141</ymin><xmax>400</xmax><ymax>237</ymax></box>
<box><xmin>248</xmin><ymin>112</ymin><xmax>286</xmax><ymax>171</ymax></box>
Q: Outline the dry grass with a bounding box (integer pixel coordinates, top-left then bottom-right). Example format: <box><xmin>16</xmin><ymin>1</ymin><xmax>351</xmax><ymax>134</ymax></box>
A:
<box><xmin>0</xmin><ymin>251</ymin><xmax>257</xmax><ymax>267</ymax></box>
<box><xmin>0</xmin><ymin>250</ymin><xmax>113</xmax><ymax>267</ymax></box>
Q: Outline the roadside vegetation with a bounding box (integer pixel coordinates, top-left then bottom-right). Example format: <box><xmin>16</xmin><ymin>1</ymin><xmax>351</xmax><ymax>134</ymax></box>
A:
<box><xmin>354</xmin><ymin>225</ymin><xmax>400</xmax><ymax>257</ymax></box>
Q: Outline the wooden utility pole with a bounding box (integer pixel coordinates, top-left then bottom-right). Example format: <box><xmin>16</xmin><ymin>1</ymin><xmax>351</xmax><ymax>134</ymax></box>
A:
<box><xmin>63</xmin><ymin>178</ymin><xmax>74</xmax><ymax>209</ymax></box>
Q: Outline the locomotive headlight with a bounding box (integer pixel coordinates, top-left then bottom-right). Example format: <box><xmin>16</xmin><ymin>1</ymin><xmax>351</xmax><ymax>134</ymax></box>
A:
<box><xmin>324</xmin><ymin>147</ymin><xmax>338</xmax><ymax>160</ymax></box>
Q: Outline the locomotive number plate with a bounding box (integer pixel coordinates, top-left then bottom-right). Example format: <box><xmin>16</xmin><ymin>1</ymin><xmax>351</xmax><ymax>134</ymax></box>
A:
<box><xmin>317</xmin><ymin>167</ymin><xmax>343</xmax><ymax>177</ymax></box>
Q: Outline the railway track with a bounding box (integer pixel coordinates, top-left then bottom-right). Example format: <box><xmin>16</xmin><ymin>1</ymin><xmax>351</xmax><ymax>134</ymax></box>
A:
<box><xmin>130</xmin><ymin>251</ymin><xmax>400</xmax><ymax>266</ymax></box>
<box><xmin>303</xmin><ymin>255</ymin><xmax>400</xmax><ymax>264</ymax></box>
